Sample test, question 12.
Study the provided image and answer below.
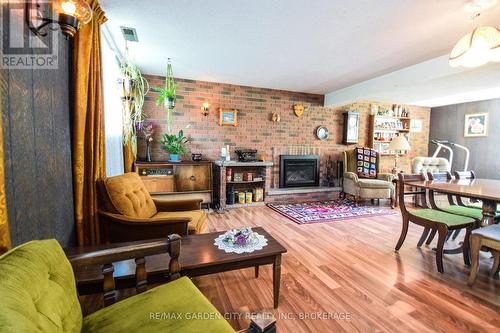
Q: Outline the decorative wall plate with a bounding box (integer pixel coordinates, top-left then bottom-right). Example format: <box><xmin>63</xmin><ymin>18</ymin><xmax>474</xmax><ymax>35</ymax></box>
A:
<box><xmin>316</xmin><ymin>125</ymin><xmax>329</xmax><ymax>140</ymax></box>
<box><xmin>293</xmin><ymin>104</ymin><xmax>305</xmax><ymax>117</ymax></box>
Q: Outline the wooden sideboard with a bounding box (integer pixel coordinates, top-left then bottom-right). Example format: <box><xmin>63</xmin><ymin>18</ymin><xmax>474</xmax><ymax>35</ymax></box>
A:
<box><xmin>135</xmin><ymin>161</ymin><xmax>213</xmax><ymax>204</ymax></box>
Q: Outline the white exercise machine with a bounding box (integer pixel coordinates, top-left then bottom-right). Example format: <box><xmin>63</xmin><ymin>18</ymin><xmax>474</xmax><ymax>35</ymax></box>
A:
<box><xmin>429</xmin><ymin>140</ymin><xmax>470</xmax><ymax>172</ymax></box>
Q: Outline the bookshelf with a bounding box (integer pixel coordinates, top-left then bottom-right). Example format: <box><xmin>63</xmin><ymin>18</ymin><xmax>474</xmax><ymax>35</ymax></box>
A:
<box><xmin>368</xmin><ymin>115</ymin><xmax>411</xmax><ymax>156</ymax></box>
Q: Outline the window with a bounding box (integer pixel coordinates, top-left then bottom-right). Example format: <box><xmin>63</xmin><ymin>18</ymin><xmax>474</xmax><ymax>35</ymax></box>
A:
<box><xmin>101</xmin><ymin>26</ymin><xmax>124</xmax><ymax>176</ymax></box>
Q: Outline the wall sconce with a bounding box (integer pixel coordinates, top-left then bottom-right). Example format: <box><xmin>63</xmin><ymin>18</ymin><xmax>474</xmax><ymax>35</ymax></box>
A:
<box><xmin>201</xmin><ymin>102</ymin><xmax>210</xmax><ymax>116</ymax></box>
<box><xmin>27</xmin><ymin>0</ymin><xmax>93</xmax><ymax>39</ymax></box>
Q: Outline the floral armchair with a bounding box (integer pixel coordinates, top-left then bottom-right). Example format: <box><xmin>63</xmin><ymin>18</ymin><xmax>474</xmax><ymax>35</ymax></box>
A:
<box><xmin>342</xmin><ymin>149</ymin><xmax>395</xmax><ymax>207</ymax></box>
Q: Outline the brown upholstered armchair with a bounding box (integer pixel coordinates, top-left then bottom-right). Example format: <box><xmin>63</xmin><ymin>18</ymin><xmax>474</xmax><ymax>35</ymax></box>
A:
<box><xmin>342</xmin><ymin>149</ymin><xmax>395</xmax><ymax>207</ymax></box>
<box><xmin>97</xmin><ymin>173</ymin><xmax>208</xmax><ymax>243</ymax></box>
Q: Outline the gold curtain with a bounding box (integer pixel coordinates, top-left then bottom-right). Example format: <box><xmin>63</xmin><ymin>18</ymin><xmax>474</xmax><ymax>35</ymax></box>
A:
<box><xmin>0</xmin><ymin>74</ymin><xmax>11</xmax><ymax>253</ymax></box>
<box><xmin>72</xmin><ymin>0</ymin><xmax>107</xmax><ymax>246</ymax></box>
<box><xmin>123</xmin><ymin>137</ymin><xmax>134</xmax><ymax>173</ymax></box>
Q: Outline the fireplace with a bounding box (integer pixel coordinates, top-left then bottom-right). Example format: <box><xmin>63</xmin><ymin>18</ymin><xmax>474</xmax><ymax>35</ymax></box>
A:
<box><xmin>280</xmin><ymin>155</ymin><xmax>320</xmax><ymax>188</ymax></box>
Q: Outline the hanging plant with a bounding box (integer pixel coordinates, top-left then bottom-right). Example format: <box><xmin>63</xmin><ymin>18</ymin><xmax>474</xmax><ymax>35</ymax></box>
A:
<box><xmin>151</xmin><ymin>58</ymin><xmax>177</xmax><ymax>133</ymax></box>
<box><xmin>119</xmin><ymin>59</ymin><xmax>149</xmax><ymax>157</ymax></box>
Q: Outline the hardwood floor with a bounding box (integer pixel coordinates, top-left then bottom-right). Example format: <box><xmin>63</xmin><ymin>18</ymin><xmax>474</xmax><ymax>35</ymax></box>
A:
<box><xmin>79</xmin><ymin>206</ymin><xmax>499</xmax><ymax>332</ymax></box>
<box><xmin>193</xmin><ymin>206</ymin><xmax>499</xmax><ymax>332</ymax></box>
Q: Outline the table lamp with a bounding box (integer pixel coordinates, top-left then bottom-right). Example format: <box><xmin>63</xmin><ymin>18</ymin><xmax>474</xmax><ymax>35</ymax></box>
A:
<box><xmin>388</xmin><ymin>135</ymin><xmax>411</xmax><ymax>174</ymax></box>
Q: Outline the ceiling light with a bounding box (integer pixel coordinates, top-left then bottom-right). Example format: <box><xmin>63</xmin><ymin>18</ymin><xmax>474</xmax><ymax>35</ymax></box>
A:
<box><xmin>449</xmin><ymin>11</ymin><xmax>500</xmax><ymax>68</ymax></box>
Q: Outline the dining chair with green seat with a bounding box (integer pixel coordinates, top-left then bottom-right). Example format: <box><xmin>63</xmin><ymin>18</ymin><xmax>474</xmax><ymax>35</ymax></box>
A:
<box><xmin>395</xmin><ymin>173</ymin><xmax>476</xmax><ymax>273</ymax></box>
<box><xmin>453</xmin><ymin>171</ymin><xmax>480</xmax><ymax>208</ymax></box>
<box><xmin>453</xmin><ymin>170</ymin><xmax>500</xmax><ymax>221</ymax></box>
<box><xmin>427</xmin><ymin>172</ymin><xmax>483</xmax><ymax>243</ymax></box>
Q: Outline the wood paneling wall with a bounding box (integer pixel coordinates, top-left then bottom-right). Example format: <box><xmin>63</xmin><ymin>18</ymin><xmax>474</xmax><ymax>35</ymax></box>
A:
<box><xmin>0</xmin><ymin>2</ymin><xmax>75</xmax><ymax>246</ymax></box>
<box><xmin>429</xmin><ymin>98</ymin><xmax>500</xmax><ymax>179</ymax></box>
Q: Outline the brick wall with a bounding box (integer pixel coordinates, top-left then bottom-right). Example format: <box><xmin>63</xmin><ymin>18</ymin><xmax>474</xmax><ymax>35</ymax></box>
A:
<box><xmin>141</xmin><ymin>76</ymin><xmax>430</xmax><ymax>183</ymax></box>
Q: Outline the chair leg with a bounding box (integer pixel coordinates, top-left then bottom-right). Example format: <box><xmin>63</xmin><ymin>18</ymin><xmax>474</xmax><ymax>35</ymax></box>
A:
<box><xmin>395</xmin><ymin>216</ymin><xmax>409</xmax><ymax>251</ymax></box>
<box><xmin>426</xmin><ymin>228</ymin><xmax>437</xmax><ymax>245</ymax></box>
<box><xmin>435</xmin><ymin>226</ymin><xmax>448</xmax><ymax>273</ymax></box>
<box><xmin>354</xmin><ymin>195</ymin><xmax>360</xmax><ymax>204</ymax></box>
<box><xmin>451</xmin><ymin>229</ymin><xmax>461</xmax><ymax>240</ymax></box>
<box><xmin>468</xmin><ymin>234</ymin><xmax>482</xmax><ymax>286</ymax></box>
<box><xmin>445</xmin><ymin>230</ymin><xmax>453</xmax><ymax>242</ymax></box>
<box><xmin>492</xmin><ymin>251</ymin><xmax>500</xmax><ymax>275</ymax></box>
<box><xmin>417</xmin><ymin>227</ymin><xmax>430</xmax><ymax>247</ymax></box>
<box><xmin>462</xmin><ymin>227</ymin><xmax>471</xmax><ymax>266</ymax></box>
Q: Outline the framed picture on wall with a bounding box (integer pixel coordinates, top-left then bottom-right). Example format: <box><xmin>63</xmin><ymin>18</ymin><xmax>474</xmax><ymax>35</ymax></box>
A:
<box><xmin>410</xmin><ymin>119</ymin><xmax>423</xmax><ymax>133</ymax></box>
<box><xmin>464</xmin><ymin>113</ymin><xmax>488</xmax><ymax>137</ymax></box>
<box><xmin>219</xmin><ymin>108</ymin><xmax>238</xmax><ymax>126</ymax></box>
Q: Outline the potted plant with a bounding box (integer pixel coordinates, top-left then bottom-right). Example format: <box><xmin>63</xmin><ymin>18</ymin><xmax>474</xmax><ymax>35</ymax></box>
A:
<box><xmin>119</xmin><ymin>59</ymin><xmax>149</xmax><ymax>157</ymax></box>
<box><xmin>151</xmin><ymin>58</ymin><xmax>177</xmax><ymax>133</ymax></box>
<box><xmin>160</xmin><ymin>129</ymin><xmax>191</xmax><ymax>161</ymax></box>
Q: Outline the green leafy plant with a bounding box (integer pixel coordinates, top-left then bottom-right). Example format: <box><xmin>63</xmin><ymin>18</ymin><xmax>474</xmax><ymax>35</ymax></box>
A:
<box><xmin>151</xmin><ymin>59</ymin><xmax>177</xmax><ymax>133</ymax></box>
<box><xmin>160</xmin><ymin>130</ymin><xmax>191</xmax><ymax>155</ymax></box>
<box><xmin>119</xmin><ymin>59</ymin><xmax>149</xmax><ymax>157</ymax></box>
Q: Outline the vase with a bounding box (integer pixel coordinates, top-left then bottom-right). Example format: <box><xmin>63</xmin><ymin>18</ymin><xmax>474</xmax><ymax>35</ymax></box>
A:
<box><xmin>164</xmin><ymin>98</ymin><xmax>175</xmax><ymax>134</ymax></box>
<box><xmin>169</xmin><ymin>153</ymin><xmax>179</xmax><ymax>161</ymax></box>
<box><xmin>146</xmin><ymin>142</ymin><xmax>152</xmax><ymax>162</ymax></box>
<box><xmin>165</xmin><ymin>97</ymin><xmax>175</xmax><ymax>109</ymax></box>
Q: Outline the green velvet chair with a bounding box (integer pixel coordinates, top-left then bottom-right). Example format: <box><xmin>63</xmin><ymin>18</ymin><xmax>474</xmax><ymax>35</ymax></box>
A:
<box><xmin>0</xmin><ymin>237</ymin><xmax>235</xmax><ymax>333</ymax></box>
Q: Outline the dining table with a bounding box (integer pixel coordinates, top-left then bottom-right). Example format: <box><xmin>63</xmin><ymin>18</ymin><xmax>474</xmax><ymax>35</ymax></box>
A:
<box><xmin>402</xmin><ymin>178</ymin><xmax>500</xmax><ymax>228</ymax></box>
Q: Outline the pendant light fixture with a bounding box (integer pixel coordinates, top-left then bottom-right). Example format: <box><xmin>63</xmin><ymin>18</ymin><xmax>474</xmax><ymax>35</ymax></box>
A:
<box><xmin>449</xmin><ymin>10</ymin><xmax>500</xmax><ymax>68</ymax></box>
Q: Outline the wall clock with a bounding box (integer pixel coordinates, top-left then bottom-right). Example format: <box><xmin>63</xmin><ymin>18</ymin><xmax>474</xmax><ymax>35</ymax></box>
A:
<box><xmin>342</xmin><ymin>111</ymin><xmax>360</xmax><ymax>144</ymax></box>
<box><xmin>316</xmin><ymin>125</ymin><xmax>329</xmax><ymax>140</ymax></box>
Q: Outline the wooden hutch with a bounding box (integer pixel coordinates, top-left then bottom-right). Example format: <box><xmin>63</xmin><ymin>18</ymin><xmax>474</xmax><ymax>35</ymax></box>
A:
<box><xmin>135</xmin><ymin>161</ymin><xmax>213</xmax><ymax>205</ymax></box>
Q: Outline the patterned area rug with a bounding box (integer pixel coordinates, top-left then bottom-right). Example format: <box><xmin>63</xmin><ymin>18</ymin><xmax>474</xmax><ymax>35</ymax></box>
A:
<box><xmin>267</xmin><ymin>199</ymin><xmax>396</xmax><ymax>224</ymax></box>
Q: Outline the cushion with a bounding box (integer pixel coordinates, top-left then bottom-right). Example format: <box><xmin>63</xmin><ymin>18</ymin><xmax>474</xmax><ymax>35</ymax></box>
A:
<box><xmin>355</xmin><ymin>147</ymin><xmax>378</xmax><ymax>179</ymax></box>
<box><xmin>154</xmin><ymin>210</ymin><xmax>208</xmax><ymax>234</ymax></box>
<box><xmin>410</xmin><ymin>209</ymin><xmax>475</xmax><ymax>227</ymax></box>
<box><xmin>104</xmin><ymin>173</ymin><xmax>157</xmax><ymax>218</ymax></box>
<box><xmin>357</xmin><ymin>178</ymin><xmax>392</xmax><ymax>189</ymax></box>
<box><xmin>82</xmin><ymin>277</ymin><xmax>235</xmax><ymax>333</ymax></box>
<box><xmin>472</xmin><ymin>224</ymin><xmax>500</xmax><ymax>241</ymax></box>
<box><xmin>439</xmin><ymin>205</ymin><xmax>483</xmax><ymax>220</ymax></box>
<box><xmin>0</xmin><ymin>240</ymin><xmax>82</xmax><ymax>333</ymax></box>
<box><xmin>411</xmin><ymin>157</ymin><xmax>450</xmax><ymax>174</ymax></box>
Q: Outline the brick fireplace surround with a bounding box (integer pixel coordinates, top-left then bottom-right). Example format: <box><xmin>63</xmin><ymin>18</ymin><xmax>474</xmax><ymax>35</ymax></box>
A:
<box><xmin>140</xmin><ymin>75</ymin><xmax>430</xmax><ymax>203</ymax></box>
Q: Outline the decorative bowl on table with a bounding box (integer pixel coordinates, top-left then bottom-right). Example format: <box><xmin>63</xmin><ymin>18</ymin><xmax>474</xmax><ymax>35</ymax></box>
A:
<box><xmin>214</xmin><ymin>227</ymin><xmax>268</xmax><ymax>254</ymax></box>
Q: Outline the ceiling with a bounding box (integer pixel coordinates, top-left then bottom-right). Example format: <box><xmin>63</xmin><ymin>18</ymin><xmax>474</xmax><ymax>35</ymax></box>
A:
<box><xmin>324</xmin><ymin>55</ymin><xmax>500</xmax><ymax>107</ymax></box>
<box><xmin>101</xmin><ymin>0</ymin><xmax>500</xmax><ymax>96</ymax></box>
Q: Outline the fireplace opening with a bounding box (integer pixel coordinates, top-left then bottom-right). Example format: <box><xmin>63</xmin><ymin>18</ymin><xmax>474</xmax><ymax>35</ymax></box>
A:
<box><xmin>280</xmin><ymin>155</ymin><xmax>320</xmax><ymax>188</ymax></box>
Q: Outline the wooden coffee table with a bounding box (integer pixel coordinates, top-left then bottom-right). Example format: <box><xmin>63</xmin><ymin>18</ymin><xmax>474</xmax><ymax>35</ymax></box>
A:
<box><xmin>68</xmin><ymin>227</ymin><xmax>287</xmax><ymax>308</ymax></box>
